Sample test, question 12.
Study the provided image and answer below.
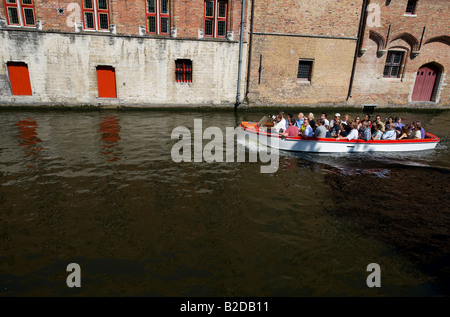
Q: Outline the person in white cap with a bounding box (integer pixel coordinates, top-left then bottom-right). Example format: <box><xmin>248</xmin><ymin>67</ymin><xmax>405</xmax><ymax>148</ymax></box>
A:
<box><xmin>329</xmin><ymin>113</ymin><xmax>341</xmax><ymax>129</ymax></box>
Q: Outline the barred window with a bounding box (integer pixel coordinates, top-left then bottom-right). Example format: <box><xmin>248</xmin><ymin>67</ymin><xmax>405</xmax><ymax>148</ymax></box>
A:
<box><xmin>146</xmin><ymin>0</ymin><xmax>170</xmax><ymax>35</ymax></box>
<box><xmin>4</xmin><ymin>0</ymin><xmax>36</xmax><ymax>26</ymax></box>
<box><xmin>383</xmin><ymin>51</ymin><xmax>404</xmax><ymax>78</ymax></box>
<box><xmin>297</xmin><ymin>60</ymin><xmax>313</xmax><ymax>81</ymax></box>
<box><xmin>175</xmin><ymin>59</ymin><xmax>193</xmax><ymax>83</ymax></box>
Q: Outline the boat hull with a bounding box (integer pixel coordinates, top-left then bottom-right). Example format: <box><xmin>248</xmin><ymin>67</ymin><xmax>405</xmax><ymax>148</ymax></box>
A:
<box><xmin>240</xmin><ymin>123</ymin><xmax>439</xmax><ymax>153</ymax></box>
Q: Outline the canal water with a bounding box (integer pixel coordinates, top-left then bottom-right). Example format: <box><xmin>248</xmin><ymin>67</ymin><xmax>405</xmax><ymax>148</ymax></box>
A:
<box><xmin>0</xmin><ymin>108</ymin><xmax>449</xmax><ymax>296</ymax></box>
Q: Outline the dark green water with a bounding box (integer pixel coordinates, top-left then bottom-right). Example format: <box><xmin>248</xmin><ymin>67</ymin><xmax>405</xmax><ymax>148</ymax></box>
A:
<box><xmin>0</xmin><ymin>108</ymin><xmax>449</xmax><ymax>296</ymax></box>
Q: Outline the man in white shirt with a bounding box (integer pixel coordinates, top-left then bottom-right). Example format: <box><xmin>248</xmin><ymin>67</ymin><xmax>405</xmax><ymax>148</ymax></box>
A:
<box><xmin>337</xmin><ymin>122</ymin><xmax>359</xmax><ymax>140</ymax></box>
<box><xmin>321</xmin><ymin>113</ymin><xmax>330</xmax><ymax>127</ymax></box>
<box><xmin>273</xmin><ymin>114</ymin><xmax>286</xmax><ymax>132</ymax></box>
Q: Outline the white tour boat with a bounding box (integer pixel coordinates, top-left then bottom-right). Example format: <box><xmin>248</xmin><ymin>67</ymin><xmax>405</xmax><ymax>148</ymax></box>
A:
<box><xmin>240</xmin><ymin>121</ymin><xmax>440</xmax><ymax>153</ymax></box>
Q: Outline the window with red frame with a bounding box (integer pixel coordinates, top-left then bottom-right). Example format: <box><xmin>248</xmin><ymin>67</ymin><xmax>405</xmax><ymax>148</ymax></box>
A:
<box><xmin>204</xmin><ymin>0</ymin><xmax>227</xmax><ymax>38</ymax></box>
<box><xmin>146</xmin><ymin>0</ymin><xmax>170</xmax><ymax>35</ymax></box>
<box><xmin>82</xmin><ymin>0</ymin><xmax>110</xmax><ymax>31</ymax></box>
<box><xmin>4</xmin><ymin>0</ymin><xmax>36</xmax><ymax>26</ymax></box>
<box><xmin>175</xmin><ymin>60</ymin><xmax>192</xmax><ymax>83</ymax></box>
<box><xmin>383</xmin><ymin>51</ymin><xmax>404</xmax><ymax>78</ymax></box>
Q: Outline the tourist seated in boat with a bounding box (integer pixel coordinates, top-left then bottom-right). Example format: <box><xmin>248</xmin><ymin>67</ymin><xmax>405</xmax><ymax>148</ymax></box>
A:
<box><xmin>337</xmin><ymin>122</ymin><xmax>359</xmax><ymax>141</ymax></box>
<box><xmin>329</xmin><ymin>113</ymin><xmax>341</xmax><ymax>129</ymax></box>
<box><xmin>362</xmin><ymin>114</ymin><xmax>370</xmax><ymax>125</ymax></box>
<box><xmin>360</xmin><ymin>121</ymin><xmax>372</xmax><ymax>141</ymax></box>
<box><xmin>417</xmin><ymin>120</ymin><xmax>425</xmax><ymax>139</ymax></box>
<box><xmin>409</xmin><ymin>121</ymin><xmax>422</xmax><ymax>139</ymax></box>
<box><xmin>314</xmin><ymin>118</ymin><xmax>328</xmax><ymax>138</ymax></box>
<box><xmin>302</xmin><ymin>118</ymin><xmax>314</xmax><ymax>137</ymax></box>
<box><xmin>329</xmin><ymin>113</ymin><xmax>341</xmax><ymax>136</ymax></box>
<box><xmin>281</xmin><ymin>119</ymin><xmax>300</xmax><ymax>137</ymax></box>
<box><xmin>295</xmin><ymin>113</ymin><xmax>305</xmax><ymax>129</ymax></box>
<box><xmin>385</xmin><ymin>116</ymin><xmax>394</xmax><ymax>130</ymax></box>
<box><xmin>308</xmin><ymin>113</ymin><xmax>316</xmax><ymax>130</ymax></box>
<box><xmin>395</xmin><ymin>117</ymin><xmax>405</xmax><ymax>131</ymax></box>
<box><xmin>375</xmin><ymin>115</ymin><xmax>385</xmax><ymax>132</ymax></box>
<box><xmin>381</xmin><ymin>123</ymin><xmax>397</xmax><ymax>140</ymax></box>
<box><xmin>398</xmin><ymin>126</ymin><xmax>411</xmax><ymax>140</ymax></box>
<box><xmin>321</xmin><ymin>113</ymin><xmax>330</xmax><ymax>129</ymax></box>
<box><xmin>335</xmin><ymin>122</ymin><xmax>348</xmax><ymax>138</ymax></box>
<box><xmin>355</xmin><ymin>116</ymin><xmax>362</xmax><ymax>131</ymax></box>
<box><xmin>286</xmin><ymin>113</ymin><xmax>294</xmax><ymax>130</ymax></box>
<box><xmin>372</xmin><ymin>123</ymin><xmax>383</xmax><ymax>140</ymax></box>
<box><xmin>273</xmin><ymin>114</ymin><xmax>286</xmax><ymax>133</ymax></box>
<box><xmin>342</xmin><ymin>114</ymin><xmax>351</xmax><ymax>125</ymax></box>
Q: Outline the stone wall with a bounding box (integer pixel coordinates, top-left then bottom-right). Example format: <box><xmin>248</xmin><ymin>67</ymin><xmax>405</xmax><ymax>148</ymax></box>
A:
<box><xmin>0</xmin><ymin>29</ymin><xmax>246</xmax><ymax>107</ymax></box>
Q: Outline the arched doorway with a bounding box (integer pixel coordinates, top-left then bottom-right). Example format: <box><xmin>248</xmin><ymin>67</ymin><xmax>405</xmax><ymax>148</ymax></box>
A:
<box><xmin>411</xmin><ymin>63</ymin><xmax>442</xmax><ymax>101</ymax></box>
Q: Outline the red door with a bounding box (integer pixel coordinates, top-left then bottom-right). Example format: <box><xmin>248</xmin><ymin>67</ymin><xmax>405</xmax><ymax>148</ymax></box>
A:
<box><xmin>411</xmin><ymin>64</ymin><xmax>439</xmax><ymax>101</ymax></box>
<box><xmin>97</xmin><ymin>66</ymin><xmax>117</xmax><ymax>98</ymax></box>
<box><xmin>7</xmin><ymin>62</ymin><xmax>32</xmax><ymax>96</ymax></box>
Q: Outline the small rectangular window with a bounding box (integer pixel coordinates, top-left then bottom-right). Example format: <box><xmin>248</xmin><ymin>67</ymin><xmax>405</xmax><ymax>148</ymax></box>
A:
<box><xmin>297</xmin><ymin>60</ymin><xmax>313</xmax><ymax>81</ymax></box>
<box><xmin>405</xmin><ymin>0</ymin><xmax>417</xmax><ymax>14</ymax></box>
<box><xmin>147</xmin><ymin>16</ymin><xmax>156</xmax><ymax>33</ymax></box>
<box><xmin>175</xmin><ymin>59</ymin><xmax>193</xmax><ymax>83</ymax></box>
<box><xmin>7</xmin><ymin>7</ymin><xmax>20</xmax><ymax>25</ymax></box>
<box><xmin>383</xmin><ymin>51</ymin><xmax>404</xmax><ymax>78</ymax></box>
<box><xmin>161</xmin><ymin>0</ymin><xmax>169</xmax><ymax>14</ymax></box>
<box><xmin>23</xmin><ymin>7</ymin><xmax>35</xmax><ymax>25</ymax></box>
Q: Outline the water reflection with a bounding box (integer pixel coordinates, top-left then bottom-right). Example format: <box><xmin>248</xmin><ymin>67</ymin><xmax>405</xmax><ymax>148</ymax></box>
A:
<box><xmin>15</xmin><ymin>118</ymin><xmax>43</xmax><ymax>162</ymax></box>
<box><xmin>99</xmin><ymin>116</ymin><xmax>123</xmax><ymax>162</ymax></box>
<box><xmin>0</xmin><ymin>109</ymin><xmax>448</xmax><ymax>296</ymax></box>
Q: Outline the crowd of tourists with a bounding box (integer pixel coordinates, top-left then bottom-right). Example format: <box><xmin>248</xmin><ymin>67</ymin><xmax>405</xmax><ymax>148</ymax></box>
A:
<box><xmin>269</xmin><ymin>112</ymin><xmax>426</xmax><ymax>141</ymax></box>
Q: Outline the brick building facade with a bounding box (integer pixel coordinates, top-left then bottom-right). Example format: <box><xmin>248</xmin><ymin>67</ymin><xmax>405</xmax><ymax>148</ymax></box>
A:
<box><xmin>350</xmin><ymin>0</ymin><xmax>450</xmax><ymax>107</ymax></box>
<box><xmin>0</xmin><ymin>0</ymin><xmax>248</xmax><ymax>106</ymax></box>
<box><xmin>245</xmin><ymin>0</ymin><xmax>363</xmax><ymax>106</ymax></box>
<box><xmin>0</xmin><ymin>0</ymin><xmax>449</xmax><ymax>108</ymax></box>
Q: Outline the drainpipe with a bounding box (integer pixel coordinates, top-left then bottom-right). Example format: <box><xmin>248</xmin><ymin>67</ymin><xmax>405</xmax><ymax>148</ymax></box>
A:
<box><xmin>346</xmin><ymin>0</ymin><xmax>368</xmax><ymax>101</ymax></box>
<box><xmin>245</xmin><ymin>0</ymin><xmax>255</xmax><ymax>98</ymax></box>
<box><xmin>235</xmin><ymin>0</ymin><xmax>246</xmax><ymax>110</ymax></box>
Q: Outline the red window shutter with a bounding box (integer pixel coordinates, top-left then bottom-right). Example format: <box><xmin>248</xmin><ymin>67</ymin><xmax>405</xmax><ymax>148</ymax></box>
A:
<box><xmin>97</xmin><ymin>66</ymin><xmax>117</xmax><ymax>98</ymax></box>
<box><xmin>7</xmin><ymin>62</ymin><xmax>32</xmax><ymax>96</ymax></box>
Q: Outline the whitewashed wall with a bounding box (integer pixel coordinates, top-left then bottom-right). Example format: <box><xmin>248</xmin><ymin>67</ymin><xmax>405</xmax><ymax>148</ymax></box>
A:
<box><xmin>0</xmin><ymin>30</ymin><xmax>247</xmax><ymax>107</ymax></box>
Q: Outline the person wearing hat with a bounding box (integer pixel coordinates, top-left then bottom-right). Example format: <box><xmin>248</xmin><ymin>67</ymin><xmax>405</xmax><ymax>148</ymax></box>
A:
<box><xmin>330</xmin><ymin>113</ymin><xmax>340</xmax><ymax>129</ymax></box>
<box><xmin>329</xmin><ymin>113</ymin><xmax>341</xmax><ymax>137</ymax></box>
